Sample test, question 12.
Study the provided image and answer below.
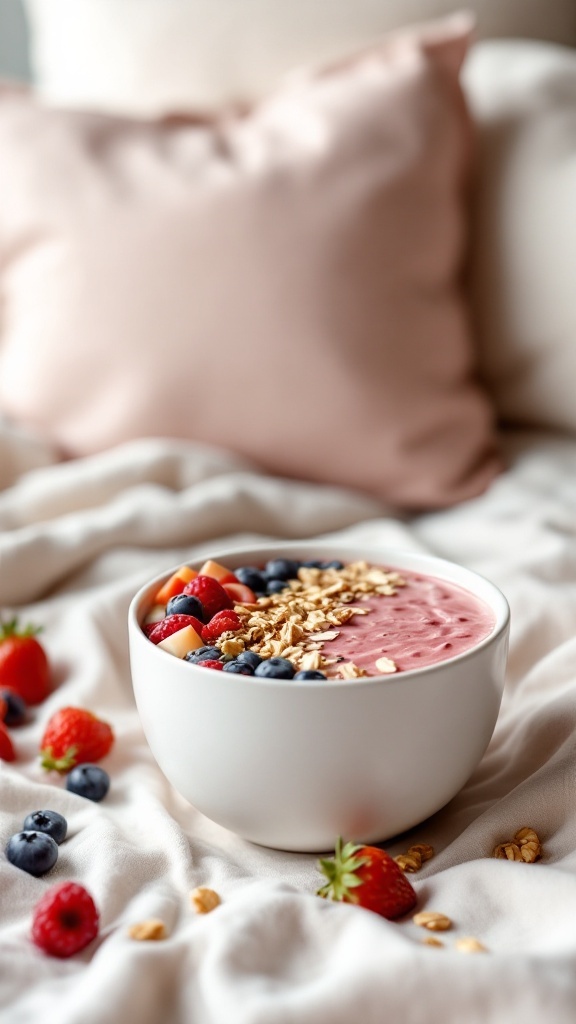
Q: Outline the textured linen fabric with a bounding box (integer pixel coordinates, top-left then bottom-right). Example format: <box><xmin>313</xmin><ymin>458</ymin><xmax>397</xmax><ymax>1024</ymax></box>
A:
<box><xmin>0</xmin><ymin>16</ymin><xmax>501</xmax><ymax>511</ymax></box>
<box><xmin>462</xmin><ymin>40</ymin><xmax>576</xmax><ymax>432</ymax></box>
<box><xmin>24</xmin><ymin>0</ymin><xmax>576</xmax><ymax>113</ymax></box>
<box><xmin>0</xmin><ymin>421</ymin><xmax>576</xmax><ymax>1023</ymax></box>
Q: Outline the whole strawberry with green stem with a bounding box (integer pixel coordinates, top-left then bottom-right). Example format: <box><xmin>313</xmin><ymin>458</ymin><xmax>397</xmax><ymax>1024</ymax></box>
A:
<box><xmin>40</xmin><ymin>707</ymin><xmax>114</xmax><ymax>772</ymax></box>
<box><xmin>317</xmin><ymin>837</ymin><xmax>417</xmax><ymax>919</ymax></box>
<box><xmin>0</xmin><ymin>618</ymin><xmax>50</xmax><ymax>706</ymax></box>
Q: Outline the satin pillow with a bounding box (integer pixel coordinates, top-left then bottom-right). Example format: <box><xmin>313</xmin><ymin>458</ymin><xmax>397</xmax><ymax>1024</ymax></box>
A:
<box><xmin>0</xmin><ymin>16</ymin><xmax>500</xmax><ymax>509</ymax></box>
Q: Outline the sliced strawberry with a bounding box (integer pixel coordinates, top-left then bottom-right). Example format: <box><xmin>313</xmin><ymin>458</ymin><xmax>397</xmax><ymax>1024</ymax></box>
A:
<box><xmin>201</xmin><ymin>610</ymin><xmax>242</xmax><ymax>644</ymax></box>
<box><xmin>148</xmin><ymin>614</ymin><xmax>205</xmax><ymax>644</ymax></box>
<box><xmin>222</xmin><ymin>582</ymin><xmax>257</xmax><ymax>605</ymax></box>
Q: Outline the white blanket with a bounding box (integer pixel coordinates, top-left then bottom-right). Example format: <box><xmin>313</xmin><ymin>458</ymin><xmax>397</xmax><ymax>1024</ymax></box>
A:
<box><xmin>1</xmin><ymin>421</ymin><xmax>576</xmax><ymax>1024</ymax></box>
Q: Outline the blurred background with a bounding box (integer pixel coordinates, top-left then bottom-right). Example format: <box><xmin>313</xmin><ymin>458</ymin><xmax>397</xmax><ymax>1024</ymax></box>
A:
<box><xmin>0</xmin><ymin>0</ymin><xmax>30</xmax><ymax>79</ymax></box>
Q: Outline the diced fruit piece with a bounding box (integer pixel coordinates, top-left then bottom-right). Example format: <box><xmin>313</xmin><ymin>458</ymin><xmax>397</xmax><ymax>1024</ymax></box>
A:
<box><xmin>166</xmin><ymin>593</ymin><xmax>205</xmax><ymax>621</ymax></box>
<box><xmin>317</xmin><ymin>837</ymin><xmax>417</xmax><ymax>919</ymax></box>
<box><xmin>183</xmin><ymin>576</ymin><xmax>233</xmax><ymax>619</ymax></box>
<box><xmin>0</xmin><ymin>618</ymin><xmax>51</xmax><ymax>705</ymax></box>
<box><xmin>0</xmin><ymin>723</ymin><xmax>16</xmax><ymax>761</ymax></box>
<box><xmin>23</xmin><ymin>810</ymin><xmax>68</xmax><ymax>845</ymax></box>
<box><xmin>197</xmin><ymin>660</ymin><xmax>224</xmax><ymax>671</ymax></box>
<box><xmin>217</xmin><ymin>573</ymin><xmax>240</xmax><ymax>585</ymax></box>
<box><xmin>158</xmin><ymin>625</ymin><xmax>204</xmax><ymax>658</ymax></box>
<box><xmin>6</xmin><ymin>830</ymin><xmax>58</xmax><ymax>876</ymax></box>
<box><xmin>40</xmin><ymin>707</ymin><xmax>114</xmax><ymax>773</ymax></box>
<box><xmin>197</xmin><ymin>560</ymin><xmax>236</xmax><ymax>583</ymax></box>
<box><xmin>222</xmin><ymin>582</ymin><xmax>257</xmax><ymax>605</ymax></box>
<box><xmin>201</xmin><ymin>610</ymin><xmax>242</xmax><ymax>644</ymax></box>
<box><xmin>148</xmin><ymin>614</ymin><xmax>205</xmax><ymax>644</ymax></box>
<box><xmin>143</xmin><ymin>604</ymin><xmax>167</xmax><ymax>625</ymax></box>
<box><xmin>153</xmin><ymin>566</ymin><xmax>197</xmax><ymax>605</ymax></box>
<box><xmin>66</xmin><ymin>764</ymin><xmax>110</xmax><ymax>802</ymax></box>
<box><xmin>254</xmin><ymin>657</ymin><xmax>295</xmax><ymax>680</ymax></box>
<box><xmin>32</xmin><ymin>882</ymin><xmax>99</xmax><ymax>958</ymax></box>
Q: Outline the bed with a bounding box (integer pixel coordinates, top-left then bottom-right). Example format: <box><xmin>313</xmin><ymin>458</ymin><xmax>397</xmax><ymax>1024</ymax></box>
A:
<box><xmin>1</xmin><ymin>3</ymin><xmax>576</xmax><ymax>1022</ymax></box>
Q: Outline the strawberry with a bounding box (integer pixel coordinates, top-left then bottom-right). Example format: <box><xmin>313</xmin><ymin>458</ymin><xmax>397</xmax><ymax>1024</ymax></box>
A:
<box><xmin>0</xmin><ymin>618</ymin><xmax>51</xmax><ymax>706</ymax></box>
<box><xmin>222</xmin><ymin>582</ymin><xmax>257</xmax><ymax>605</ymax></box>
<box><xmin>317</xmin><ymin>837</ymin><xmax>417</xmax><ymax>920</ymax></box>
<box><xmin>201</xmin><ymin>610</ymin><xmax>242</xmax><ymax>644</ymax></box>
<box><xmin>183</xmin><ymin>576</ymin><xmax>233</xmax><ymax>619</ymax></box>
<box><xmin>0</xmin><ymin>722</ymin><xmax>16</xmax><ymax>762</ymax></box>
<box><xmin>148</xmin><ymin>614</ymin><xmax>205</xmax><ymax>644</ymax></box>
<box><xmin>40</xmin><ymin>707</ymin><xmax>114</xmax><ymax>773</ymax></box>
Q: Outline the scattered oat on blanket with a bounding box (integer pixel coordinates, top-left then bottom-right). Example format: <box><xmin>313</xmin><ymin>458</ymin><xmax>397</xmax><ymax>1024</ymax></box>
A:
<box><xmin>455</xmin><ymin>936</ymin><xmax>488</xmax><ymax>954</ymax></box>
<box><xmin>412</xmin><ymin>911</ymin><xmax>452</xmax><ymax>931</ymax></box>
<box><xmin>128</xmin><ymin>919</ymin><xmax>167</xmax><ymax>941</ymax></box>
<box><xmin>493</xmin><ymin>826</ymin><xmax>542</xmax><ymax>863</ymax></box>
<box><xmin>395</xmin><ymin>843</ymin><xmax>435</xmax><ymax>873</ymax></box>
<box><xmin>190</xmin><ymin>887</ymin><xmax>221</xmax><ymax>914</ymax></box>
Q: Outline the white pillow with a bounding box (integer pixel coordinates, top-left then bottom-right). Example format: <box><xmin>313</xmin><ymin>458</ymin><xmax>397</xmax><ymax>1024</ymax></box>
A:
<box><xmin>24</xmin><ymin>0</ymin><xmax>576</xmax><ymax>113</ymax></box>
<box><xmin>462</xmin><ymin>40</ymin><xmax>576</xmax><ymax>432</ymax></box>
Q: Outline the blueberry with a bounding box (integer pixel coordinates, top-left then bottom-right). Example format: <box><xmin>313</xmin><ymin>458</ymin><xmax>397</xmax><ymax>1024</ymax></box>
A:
<box><xmin>267</xmin><ymin>579</ymin><xmax>289</xmax><ymax>594</ymax></box>
<box><xmin>235</xmin><ymin>651</ymin><xmax>263</xmax><ymax>669</ymax></box>
<box><xmin>66</xmin><ymin>764</ymin><xmax>110</xmax><ymax>802</ymax></box>
<box><xmin>264</xmin><ymin>559</ymin><xmax>300</xmax><ymax>582</ymax></box>
<box><xmin>184</xmin><ymin>646</ymin><xmax>221</xmax><ymax>663</ymax></box>
<box><xmin>320</xmin><ymin>560</ymin><xmax>344</xmax><ymax>570</ymax></box>
<box><xmin>254</xmin><ymin>657</ymin><xmax>295</xmax><ymax>680</ymax></box>
<box><xmin>293</xmin><ymin>670</ymin><xmax>327</xmax><ymax>680</ymax></box>
<box><xmin>222</xmin><ymin>661</ymin><xmax>254</xmax><ymax>675</ymax></box>
<box><xmin>166</xmin><ymin>593</ymin><xmax>205</xmax><ymax>620</ymax></box>
<box><xmin>22</xmin><ymin>809</ymin><xmax>68</xmax><ymax>845</ymax></box>
<box><xmin>234</xmin><ymin>567</ymin><xmax>267</xmax><ymax>593</ymax></box>
<box><xmin>301</xmin><ymin>560</ymin><xmax>323</xmax><ymax>569</ymax></box>
<box><xmin>5</xmin><ymin>831</ymin><xmax>58</xmax><ymax>876</ymax></box>
<box><xmin>0</xmin><ymin>689</ymin><xmax>27</xmax><ymax>726</ymax></box>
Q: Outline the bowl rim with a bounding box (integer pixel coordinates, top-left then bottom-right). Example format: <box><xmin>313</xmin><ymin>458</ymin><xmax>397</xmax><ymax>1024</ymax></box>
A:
<box><xmin>128</xmin><ymin>542</ymin><xmax>510</xmax><ymax>690</ymax></box>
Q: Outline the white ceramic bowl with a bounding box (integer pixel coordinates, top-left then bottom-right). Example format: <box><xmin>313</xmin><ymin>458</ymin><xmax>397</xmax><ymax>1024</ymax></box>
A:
<box><xmin>129</xmin><ymin>543</ymin><xmax>509</xmax><ymax>852</ymax></box>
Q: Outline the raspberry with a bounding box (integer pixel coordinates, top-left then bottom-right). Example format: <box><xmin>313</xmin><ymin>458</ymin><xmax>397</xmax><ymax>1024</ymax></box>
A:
<box><xmin>198</xmin><ymin>660</ymin><xmax>224</xmax><ymax>671</ymax></box>
<box><xmin>201</xmin><ymin>610</ymin><xmax>242</xmax><ymax>644</ymax></box>
<box><xmin>32</xmin><ymin>882</ymin><xmax>99</xmax><ymax>958</ymax></box>
<box><xmin>183</xmin><ymin>576</ymin><xmax>233</xmax><ymax>619</ymax></box>
<box><xmin>148</xmin><ymin>614</ymin><xmax>204</xmax><ymax>644</ymax></box>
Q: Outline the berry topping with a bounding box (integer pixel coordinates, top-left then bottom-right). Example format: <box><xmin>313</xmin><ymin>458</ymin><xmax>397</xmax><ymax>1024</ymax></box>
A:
<box><xmin>197</xmin><ymin>660</ymin><xmax>224</xmax><ymax>671</ymax></box>
<box><xmin>0</xmin><ymin>723</ymin><xmax>16</xmax><ymax>761</ymax></box>
<box><xmin>23</xmin><ymin>810</ymin><xmax>68</xmax><ymax>844</ymax></box>
<box><xmin>66</xmin><ymin>764</ymin><xmax>110</xmax><ymax>802</ymax></box>
<box><xmin>148</xmin><ymin>614</ymin><xmax>205</xmax><ymax>644</ymax></box>
<box><xmin>222</xmin><ymin>661</ymin><xmax>254</xmax><ymax>674</ymax></box>
<box><xmin>264</xmin><ymin>559</ymin><xmax>300</xmax><ymax>582</ymax></box>
<box><xmin>0</xmin><ymin>617</ymin><xmax>51</xmax><ymax>706</ymax></box>
<box><xmin>254</xmin><ymin>657</ymin><xmax>295</xmax><ymax>680</ymax></box>
<box><xmin>40</xmin><ymin>707</ymin><xmax>114</xmax><ymax>773</ymax></box>
<box><xmin>235</xmin><ymin>651</ymin><xmax>263</xmax><ymax>669</ymax></box>
<box><xmin>184</xmin><ymin>576</ymin><xmax>234</xmax><ymax>619</ymax></box>
<box><xmin>201</xmin><ymin>610</ymin><xmax>242</xmax><ymax>644</ymax></box>
<box><xmin>0</xmin><ymin>688</ymin><xmax>27</xmax><ymax>726</ymax></box>
<box><xmin>293</xmin><ymin>670</ymin><xmax>327</xmax><ymax>680</ymax></box>
<box><xmin>6</xmin><ymin>830</ymin><xmax>58</xmax><ymax>876</ymax></box>
<box><xmin>166</xmin><ymin>593</ymin><xmax>205</xmax><ymax>621</ymax></box>
<box><xmin>234</xmin><ymin>567</ymin><xmax>267</xmax><ymax>593</ymax></box>
<box><xmin>266</xmin><ymin>579</ymin><xmax>288</xmax><ymax>594</ymax></box>
<box><xmin>184</xmin><ymin>646</ymin><xmax>222</xmax><ymax>663</ymax></box>
<box><xmin>321</xmin><ymin>560</ymin><xmax>344</xmax><ymax>570</ymax></box>
<box><xmin>31</xmin><ymin>882</ymin><xmax>99</xmax><ymax>958</ymax></box>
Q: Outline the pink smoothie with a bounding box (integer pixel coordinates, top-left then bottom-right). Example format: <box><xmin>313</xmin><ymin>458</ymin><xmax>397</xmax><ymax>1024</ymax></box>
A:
<box><xmin>324</xmin><ymin>568</ymin><xmax>495</xmax><ymax>675</ymax></box>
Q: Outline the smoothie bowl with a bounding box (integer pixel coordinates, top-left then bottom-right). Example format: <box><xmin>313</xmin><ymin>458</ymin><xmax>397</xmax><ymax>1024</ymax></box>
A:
<box><xmin>128</xmin><ymin>544</ymin><xmax>510</xmax><ymax>851</ymax></box>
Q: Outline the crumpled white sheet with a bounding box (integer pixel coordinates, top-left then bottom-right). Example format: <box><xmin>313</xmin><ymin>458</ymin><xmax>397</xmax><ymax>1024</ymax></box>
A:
<box><xmin>1</xmin><ymin>421</ymin><xmax>576</xmax><ymax>1024</ymax></box>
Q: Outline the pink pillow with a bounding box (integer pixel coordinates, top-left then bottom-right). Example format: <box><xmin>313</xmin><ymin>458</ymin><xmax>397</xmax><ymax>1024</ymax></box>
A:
<box><xmin>0</xmin><ymin>15</ymin><xmax>500</xmax><ymax>509</ymax></box>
